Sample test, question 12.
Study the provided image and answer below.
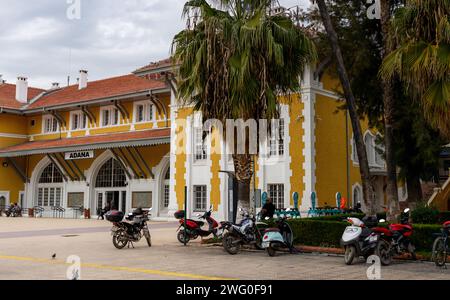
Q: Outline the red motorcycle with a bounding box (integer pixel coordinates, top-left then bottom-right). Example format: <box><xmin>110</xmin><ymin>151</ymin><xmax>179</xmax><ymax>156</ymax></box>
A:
<box><xmin>174</xmin><ymin>207</ymin><xmax>223</xmax><ymax>244</ymax></box>
<box><xmin>374</xmin><ymin>208</ymin><xmax>416</xmax><ymax>265</ymax></box>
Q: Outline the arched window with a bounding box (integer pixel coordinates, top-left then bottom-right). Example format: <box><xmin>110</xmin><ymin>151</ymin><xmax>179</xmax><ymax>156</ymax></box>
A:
<box><xmin>95</xmin><ymin>158</ymin><xmax>127</xmax><ymax>188</ymax></box>
<box><xmin>353</xmin><ymin>185</ymin><xmax>362</xmax><ymax>209</ymax></box>
<box><xmin>39</xmin><ymin>163</ymin><xmax>63</xmax><ymax>183</ymax></box>
<box><xmin>37</xmin><ymin>163</ymin><xmax>64</xmax><ymax>207</ymax></box>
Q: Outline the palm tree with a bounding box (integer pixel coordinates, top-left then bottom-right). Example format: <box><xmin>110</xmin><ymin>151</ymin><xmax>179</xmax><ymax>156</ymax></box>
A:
<box><xmin>314</xmin><ymin>0</ymin><xmax>377</xmax><ymax>216</ymax></box>
<box><xmin>380</xmin><ymin>0</ymin><xmax>400</xmax><ymax>221</ymax></box>
<box><xmin>381</xmin><ymin>0</ymin><xmax>450</xmax><ymax>140</ymax></box>
<box><xmin>172</xmin><ymin>0</ymin><xmax>317</xmax><ymax>218</ymax></box>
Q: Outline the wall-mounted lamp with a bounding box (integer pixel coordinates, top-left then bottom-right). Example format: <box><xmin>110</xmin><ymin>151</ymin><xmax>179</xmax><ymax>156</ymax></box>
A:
<box><xmin>2</xmin><ymin>161</ymin><xmax>8</xmax><ymax>168</ymax></box>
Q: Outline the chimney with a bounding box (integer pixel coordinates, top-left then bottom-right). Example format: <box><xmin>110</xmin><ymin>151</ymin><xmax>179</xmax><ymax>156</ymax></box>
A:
<box><xmin>51</xmin><ymin>82</ymin><xmax>60</xmax><ymax>90</ymax></box>
<box><xmin>16</xmin><ymin>76</ymin><xmax>28</xmax><ymax>103</ymax></box>
<box><xmin>79</xmin><ymin>70</ymin><xmax>88</xmax><ymax>90</ymax></box>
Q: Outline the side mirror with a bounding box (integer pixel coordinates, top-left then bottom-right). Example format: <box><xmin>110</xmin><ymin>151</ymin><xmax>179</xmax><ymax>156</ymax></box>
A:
<box><xmin>379</xmin><ymin>219</ymin><xmax>386</xmax><ymax>223</ymax></box>
<box><xmin>265</xmin><ymin>217</ymin><xmax>270</xmax><ymax>220</ymax></box>
<box><xmin>404</xmin><ymin>208</ymin><xmax>410</xmax><ymax>213</ymax></box>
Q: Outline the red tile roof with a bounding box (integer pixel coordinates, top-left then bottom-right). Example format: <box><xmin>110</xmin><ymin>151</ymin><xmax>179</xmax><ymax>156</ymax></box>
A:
<box><xmin>0</xmin><ymin>83</ymin><xmax>45</xmax><ymax>109</ymax></box>
<box><xmin>27</xmin><ymin>74</ymin><xmax>168</xmax><ymax>109</ymax></box>
<box><xmin>133</xmin><ymin>58</ymin><xmax>174</xmax><ymax>74</ymax></box>
<box><xmin>0</xmin><ymin>128</ymin><xmax>170</xmax><ymax>157</ymax></box>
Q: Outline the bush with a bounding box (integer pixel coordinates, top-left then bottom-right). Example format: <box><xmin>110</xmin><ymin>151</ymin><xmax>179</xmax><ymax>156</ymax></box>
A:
<box><xmin>309</xmin><ymin>213</ymin><xmax>386</xmax><ymax>222</ymax></box>
<box><xmin>286</xmin><ymin>219</ymin><xmax>441</xmax><ymax>252</ymax></box>
<box><xmin>437</xmin><ymin>211</ymin><xmax>450</xmax><ymax>223</ymax></box>
<box><xmin>411</xmin><ymin>204</ymin><xmax>440</xmax><ymax>224</ymax></box>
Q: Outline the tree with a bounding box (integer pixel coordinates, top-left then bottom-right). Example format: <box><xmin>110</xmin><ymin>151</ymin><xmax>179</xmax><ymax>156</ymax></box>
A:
<box><xmin>314</xmin><ymin>0</ymin><xmax>377</xmax><ymax>216</ymax></box>
<box><xmin>172</xmin><ymin>0</ymin><xmax>316</xmax><ymax>218</ymax></box>
<box><xmin>380</xmin><ymin>0</ymin><xmax>400</xmax><ymax>221</ymax></box>
<box><xmin>381</xmin><ymin>0</ymin><xmax>450</xmax><ymax>140</ymax></box>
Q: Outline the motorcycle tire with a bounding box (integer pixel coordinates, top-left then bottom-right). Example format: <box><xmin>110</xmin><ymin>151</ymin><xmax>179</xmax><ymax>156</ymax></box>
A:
<box><xmin>376</xmin><ymin>240</ymin><xmax>392</xmax><ymax>266</ymax></box>
<box><xmin>267</xmin><ymin>246</ymin><xmax>276</xmax><ymax>257</ymax></box>
<box><xmin>223</xmin><ymin>232</ymin><xmax>240</xmax><ymax>255</ymax></box>
<box><xmin>144</xmin><ymin>230</ymin><xmax>152</xmax><ymax>247</ymax></box>
<box><xmin>177</xmin><ymin>230</ymin><xmax>190</xmax><ymax>244</ymax></box>
<box><xmin>432</xmin><ymin>237</ymin><xmax>447</xmax><ymax>267</ymax></box>
<box><xmin>408</xmin><ymin>243</ymin><xmax>417</xmax><ymax>260</ymax></box>
<box><xmin>112</xmin><ymin>230</ymin><xmax>128</xmax><ymax>250</ymax></box>
<box><xmin>344</xmin><ymin>245</ymin><xmax>356</xmax><ymax>265</ymax></box>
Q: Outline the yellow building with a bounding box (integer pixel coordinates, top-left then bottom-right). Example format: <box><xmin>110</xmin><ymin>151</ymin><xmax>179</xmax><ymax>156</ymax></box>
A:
<box><xmin>0</xmin><ymin>59</ymin><xmax>405</xmax><ymax>220</ymax></box>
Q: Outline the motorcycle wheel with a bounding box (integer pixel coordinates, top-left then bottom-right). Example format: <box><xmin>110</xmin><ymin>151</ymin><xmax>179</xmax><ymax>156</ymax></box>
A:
<box><xmin>376</xmin><ymin>240</ymin><xmax>392</xmax><ymax>266</ymax></box>
<box><xmin>112</xmin><ymin>230</ymin><xmax>128</xmax><ymax>250</ymax></box>
<box><xmin>223</xmin><ymin>232</ymin><xmax>240</xmax><ymax>255</ymax></box>
<box><xmin>344</xmin><ymin>245</ymin><xmax>356</xmax><ymax>265</ymax></box>
<box><xmin>144</xmin><ymin>230</ymin><xmax>152</xmax><ymax>247</ymax></box>
<box><xmin>432</xmin><ymin>237</ymin><xmax>447</xmax><ymax>267</ymax></box>
<box><xmin>177</xmin><ymin>230</ymin><xmax>190</xmax><ymax>244</ymax></box>
<box><xmin>267</xmin><ymin>246</ymin><xmax>277</xmax><ymax>257</ymax></box>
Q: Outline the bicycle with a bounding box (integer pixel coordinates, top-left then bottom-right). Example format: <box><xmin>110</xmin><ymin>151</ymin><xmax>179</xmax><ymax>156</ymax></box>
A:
<box><xmin>432</xmin><ymin>221</ymin><xmax>450</xmax><ymax>268</ymax></box>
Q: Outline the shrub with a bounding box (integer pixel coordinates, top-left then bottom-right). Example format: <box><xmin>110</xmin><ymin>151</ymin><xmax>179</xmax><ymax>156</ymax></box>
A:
<box><xmin>308</xmin><ymin>213</ymin><xmax>386</xmax><ymax>222</ymax></box>
<box><xmin>411</xmin><ymin>204</ymin><xmax>440</xmax><ymax>224</ymax></box>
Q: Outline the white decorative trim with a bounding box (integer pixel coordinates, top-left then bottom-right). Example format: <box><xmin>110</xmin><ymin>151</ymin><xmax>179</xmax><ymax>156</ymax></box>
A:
<box><xmin>0</xmin><ymin>191</ymin><xmax>10</xmax><ymax>206</ymax></box>
<box><xmin>168</xmin><ymin>90</ymin><xmax>179</xmax><ymax>216</ymax></box>
<box><xmin>352</xmin><ymin>182</ymin><xmax>363</xmax><ymax>209</ymax></box>
<box><xmin>0</xmin><ymin>133</ymin><xmax>28</xmax><ymax>139</ymax></box>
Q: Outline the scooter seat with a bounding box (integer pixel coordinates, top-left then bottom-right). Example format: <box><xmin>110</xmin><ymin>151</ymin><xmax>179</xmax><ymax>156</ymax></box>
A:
<box><xmin>265</xmin><ymin>228</ymin><xmax>280</xmax><ymax>233</ymax></box>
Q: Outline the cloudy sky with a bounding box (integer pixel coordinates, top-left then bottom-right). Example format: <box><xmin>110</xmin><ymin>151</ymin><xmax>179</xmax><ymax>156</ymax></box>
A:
<box><xmin>0</xmin><ymin>0</ymin><xmax>310</xmax><ymax>89</ymax></box>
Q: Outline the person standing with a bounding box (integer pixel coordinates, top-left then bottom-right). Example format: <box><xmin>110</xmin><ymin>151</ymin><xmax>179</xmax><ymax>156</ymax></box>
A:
<box><xmin>261</xmin><ymin>198</ymin><xmax>276</xmax><ymax>219</ymax></box>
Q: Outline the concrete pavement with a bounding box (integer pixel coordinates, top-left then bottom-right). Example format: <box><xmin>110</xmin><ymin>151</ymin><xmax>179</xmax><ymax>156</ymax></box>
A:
<box><xmin>0</xmin><ymin>218</ymin><xmax>449</xmax><ymax>280</ymax></box>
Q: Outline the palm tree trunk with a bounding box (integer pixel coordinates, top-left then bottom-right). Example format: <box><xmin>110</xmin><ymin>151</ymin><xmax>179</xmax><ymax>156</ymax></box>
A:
<box><xmin>380</xmin><ymin>0</ymin><xmax>400</xmax><ymax>222</ymax></box>
<box><xmin>232</xmin><ymin>154</ymin><xmax>253</xmax><ymax>222</ymax></box>
<box><xmin>315</xmin><ymin>0</ymin><xmax>376</xmax><ymax>216</ymax></box>
<box><xmin>406</xmin><ymin>173</ymin><xmax>422</xmax><ymax>210</ymax></box>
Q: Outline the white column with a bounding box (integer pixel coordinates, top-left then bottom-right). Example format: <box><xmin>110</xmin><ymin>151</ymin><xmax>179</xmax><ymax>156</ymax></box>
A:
<box><xmin>168</xmin><ymin>91</ymin><xmax>180</xmax><ymax>218</ymax></box>
<box><xmin>300</xmin><ymin>67</ymin><xmax>318</xmax><ymax>213</ymax></box>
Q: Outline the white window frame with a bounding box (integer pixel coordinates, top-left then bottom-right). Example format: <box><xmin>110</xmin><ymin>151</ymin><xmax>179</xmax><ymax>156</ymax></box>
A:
<box><xmin>193</xmin><ymin>185</ymin><xmax>208</xmax><ymax>212</ymax></box>
<box><xmin>268</xmin><ymin>119</ymin><xmax>285</xmax><ymax>157</ymax></box>
<box><xmin>42</xmin><ymin>115</ymin><xmax>59</xmax><ymax>134</ymax></box>
<box><xmin>194</xmin><ymin>127</ymin><xmax>207</xmax><ymax>162</ymax></box>
<box><xmin>134</xmin><ymin>101</ymin><xmax>155</xmax><ymax>124</ymax></box>
<box><xmin>100</xmin><ymin>106</ymin><xmax>121</xmax><ymax>128</ymax></box>
<box><xmin>268</xmin><ymin>184</ymin><xmax>285</xmax><ymax>209</ymax></box>
<box><xmin>352</xmin><ymin>183</ymin><xmax>363</xmax><ymax>209</ymax></box>
<box><xmin>70</xmin><ymin>111</ymin><xmax>88</xmax><ymax>131</ymax></box>
<box><xmin>351</xmin><ymin>132</ymin><xmax>386</xmax><ymax>168</ymax></box>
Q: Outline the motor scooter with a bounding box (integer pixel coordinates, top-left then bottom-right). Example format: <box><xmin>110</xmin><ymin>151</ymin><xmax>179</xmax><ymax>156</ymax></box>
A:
<box><xmin>261</xmin><ymin>209</ymin><xmax>295</xmax><ymax>256</ymax></box>
<box><xmin>175</xmin><ymin>206</ymin><xmax>223</xmax><ymax>244</ymax></box>
<box><xmin>341</xmin><ymin>216</ymin><xmax>382</xmax><ymax>265</ymax></box>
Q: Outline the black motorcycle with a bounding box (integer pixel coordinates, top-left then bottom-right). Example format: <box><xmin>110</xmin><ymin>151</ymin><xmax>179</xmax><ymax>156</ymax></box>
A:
<box><xmin>106</xmin><ymin>208</ymin><xmax>152</xmax><ymax>249</ymax></box>
<box><xmin>222</xmin><ymin>208</ymin><xmax>268</xmax><ymax>255</ymax></box>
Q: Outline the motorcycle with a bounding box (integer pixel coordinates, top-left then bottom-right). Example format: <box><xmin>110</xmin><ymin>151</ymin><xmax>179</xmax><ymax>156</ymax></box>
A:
<box><xmin>262</xmin><ymin>210</ymin><xmax>295</xmax><ymax>257</ymax></box>
<box><xmin>341</xmin><ymin>216</ymin><xmax>383</xmax><ymax>265</ymax></box>
<box><xmin>377</xmin><ymin>208</ymin><xmax>416</xmax><ymax>265</ymax></box>
<box><xmin>5</xmin><ymin>205</ymin><xmax>21</xmax><ymax>218</ymax></box>
<box><xmin>106</xmin><ymin>208</ymin><xmax>152</xmax><ymax>250</ymax></box>
<box><xmin>174</xmin><ymin>207</ymin><xmax>223</xmax><ymax>244</ymax></box>
<box><xmin>432</xmin><ymin>221</ymin><xmax>450</xmax><ymax>267</ymax></box>
<box><xmin>222</xmin><ymin>208</ymin><xmax>269</xmax><ymax>255</ymax></box>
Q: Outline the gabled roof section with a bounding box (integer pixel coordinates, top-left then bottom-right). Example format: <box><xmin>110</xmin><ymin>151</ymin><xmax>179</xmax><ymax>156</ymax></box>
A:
<box><xmin>133</xmin><ymin>58</ymin><xmax>174</xmax><ymax>74</ymax></box>
<box><xmin>0</xmin><ymin>83</ymin><xmax>45</xmax><ymax>110</ymax></box>
<box><xmin>26</xmin><ymin>74</ymin><xmax>168</xmax><ymax>110</ymax></box>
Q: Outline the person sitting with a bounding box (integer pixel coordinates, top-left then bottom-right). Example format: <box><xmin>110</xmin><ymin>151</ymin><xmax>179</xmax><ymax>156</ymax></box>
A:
<box><xmin>261</xmin><ymin>198</ymin><xmax>276</xmax><ymax>219</ymax></box>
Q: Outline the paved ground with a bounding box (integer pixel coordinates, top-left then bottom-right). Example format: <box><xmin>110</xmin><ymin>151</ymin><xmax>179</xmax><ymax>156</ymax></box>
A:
<box><xmin>0</xmin><ymin>218</ymin><xmax>449</xmax><ymax>280</ymax></box>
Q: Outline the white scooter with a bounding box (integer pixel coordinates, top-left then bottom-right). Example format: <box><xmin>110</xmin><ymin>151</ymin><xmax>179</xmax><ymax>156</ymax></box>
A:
<box><xmin>261</xmin><ymin>209</ymin><xmax>295</xmax><ymax>257</ymax></box>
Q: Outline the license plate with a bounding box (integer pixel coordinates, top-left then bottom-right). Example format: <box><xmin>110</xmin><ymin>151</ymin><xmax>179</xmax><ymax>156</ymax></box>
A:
<box><xmin>261</xmin><ymin>242</ymin><xmax>270</xmax><ymax>249</ymax></box>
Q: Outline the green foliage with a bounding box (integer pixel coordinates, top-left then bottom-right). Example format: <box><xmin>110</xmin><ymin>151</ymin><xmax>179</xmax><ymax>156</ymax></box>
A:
<box><xmin>308</xmin><ymin>213</ymin><xmax>386</xmax><ymax>222</ymax></box>
<box><xmin>411</xmin><ymin>204</ymin><xmax>440</xmax><ymax>224</ymax></box>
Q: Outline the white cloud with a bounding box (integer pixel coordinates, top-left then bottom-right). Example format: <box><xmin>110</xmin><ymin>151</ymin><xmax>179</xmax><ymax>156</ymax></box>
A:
<box><xmin>0</xmin><ymin>0</ymin><xmax>311</xmax><ymax>89</ymax></box>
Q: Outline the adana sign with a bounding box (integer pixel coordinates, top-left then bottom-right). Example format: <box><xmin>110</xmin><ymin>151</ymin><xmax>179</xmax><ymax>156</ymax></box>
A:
<box><xmin>65</xmin><ymin>151</ymin><xmax>94</xmax><ymax>160</ymax></box>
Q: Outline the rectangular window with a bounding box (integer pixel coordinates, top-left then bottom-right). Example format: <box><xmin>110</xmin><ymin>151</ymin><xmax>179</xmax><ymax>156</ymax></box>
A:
<box><xmin>194</xmin><ymin>128</ymin><xmax>207</xmax><ymax>161</ymax></box>
<box><xmin>71</xmin><ymin>112</ymin><xmax>87</xmax><ymax>131</ymax></box>
<box><xmin>135</xmin><ymin>102</ymin><xmax>154</xmax><ymax>123</ymax></box>
<box><xmin>38</xmin><ymin>188</ymin><xmax>43</xmax><ymax>207</ymax></box>
<box><xmin>269</xmin><ymin>119</ymin><xmax>285</xmax><ymax>157</ymax></box>
<box><xmin>164</xmin><ymin>185</ymin><xmax>170</xmax><ymax>208</ymax></box>
<box><xmin>193</xmin><ymin>185</ymin><xmax>207</xmax><ymax>211</ymax></box>
<box><xmin>268</xmin><ymin>184</ymin><xmax>284</xmax><ymax>209</ymax></box>
<box><xmin>43</xmin><ymin>116</ymin><xmax>59</xmax><ymax>133</ymax></box>
<box><xmin>101</xmin><ymin>107</ymin><xmax>120</xmax><ymax>127</ymax></box>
